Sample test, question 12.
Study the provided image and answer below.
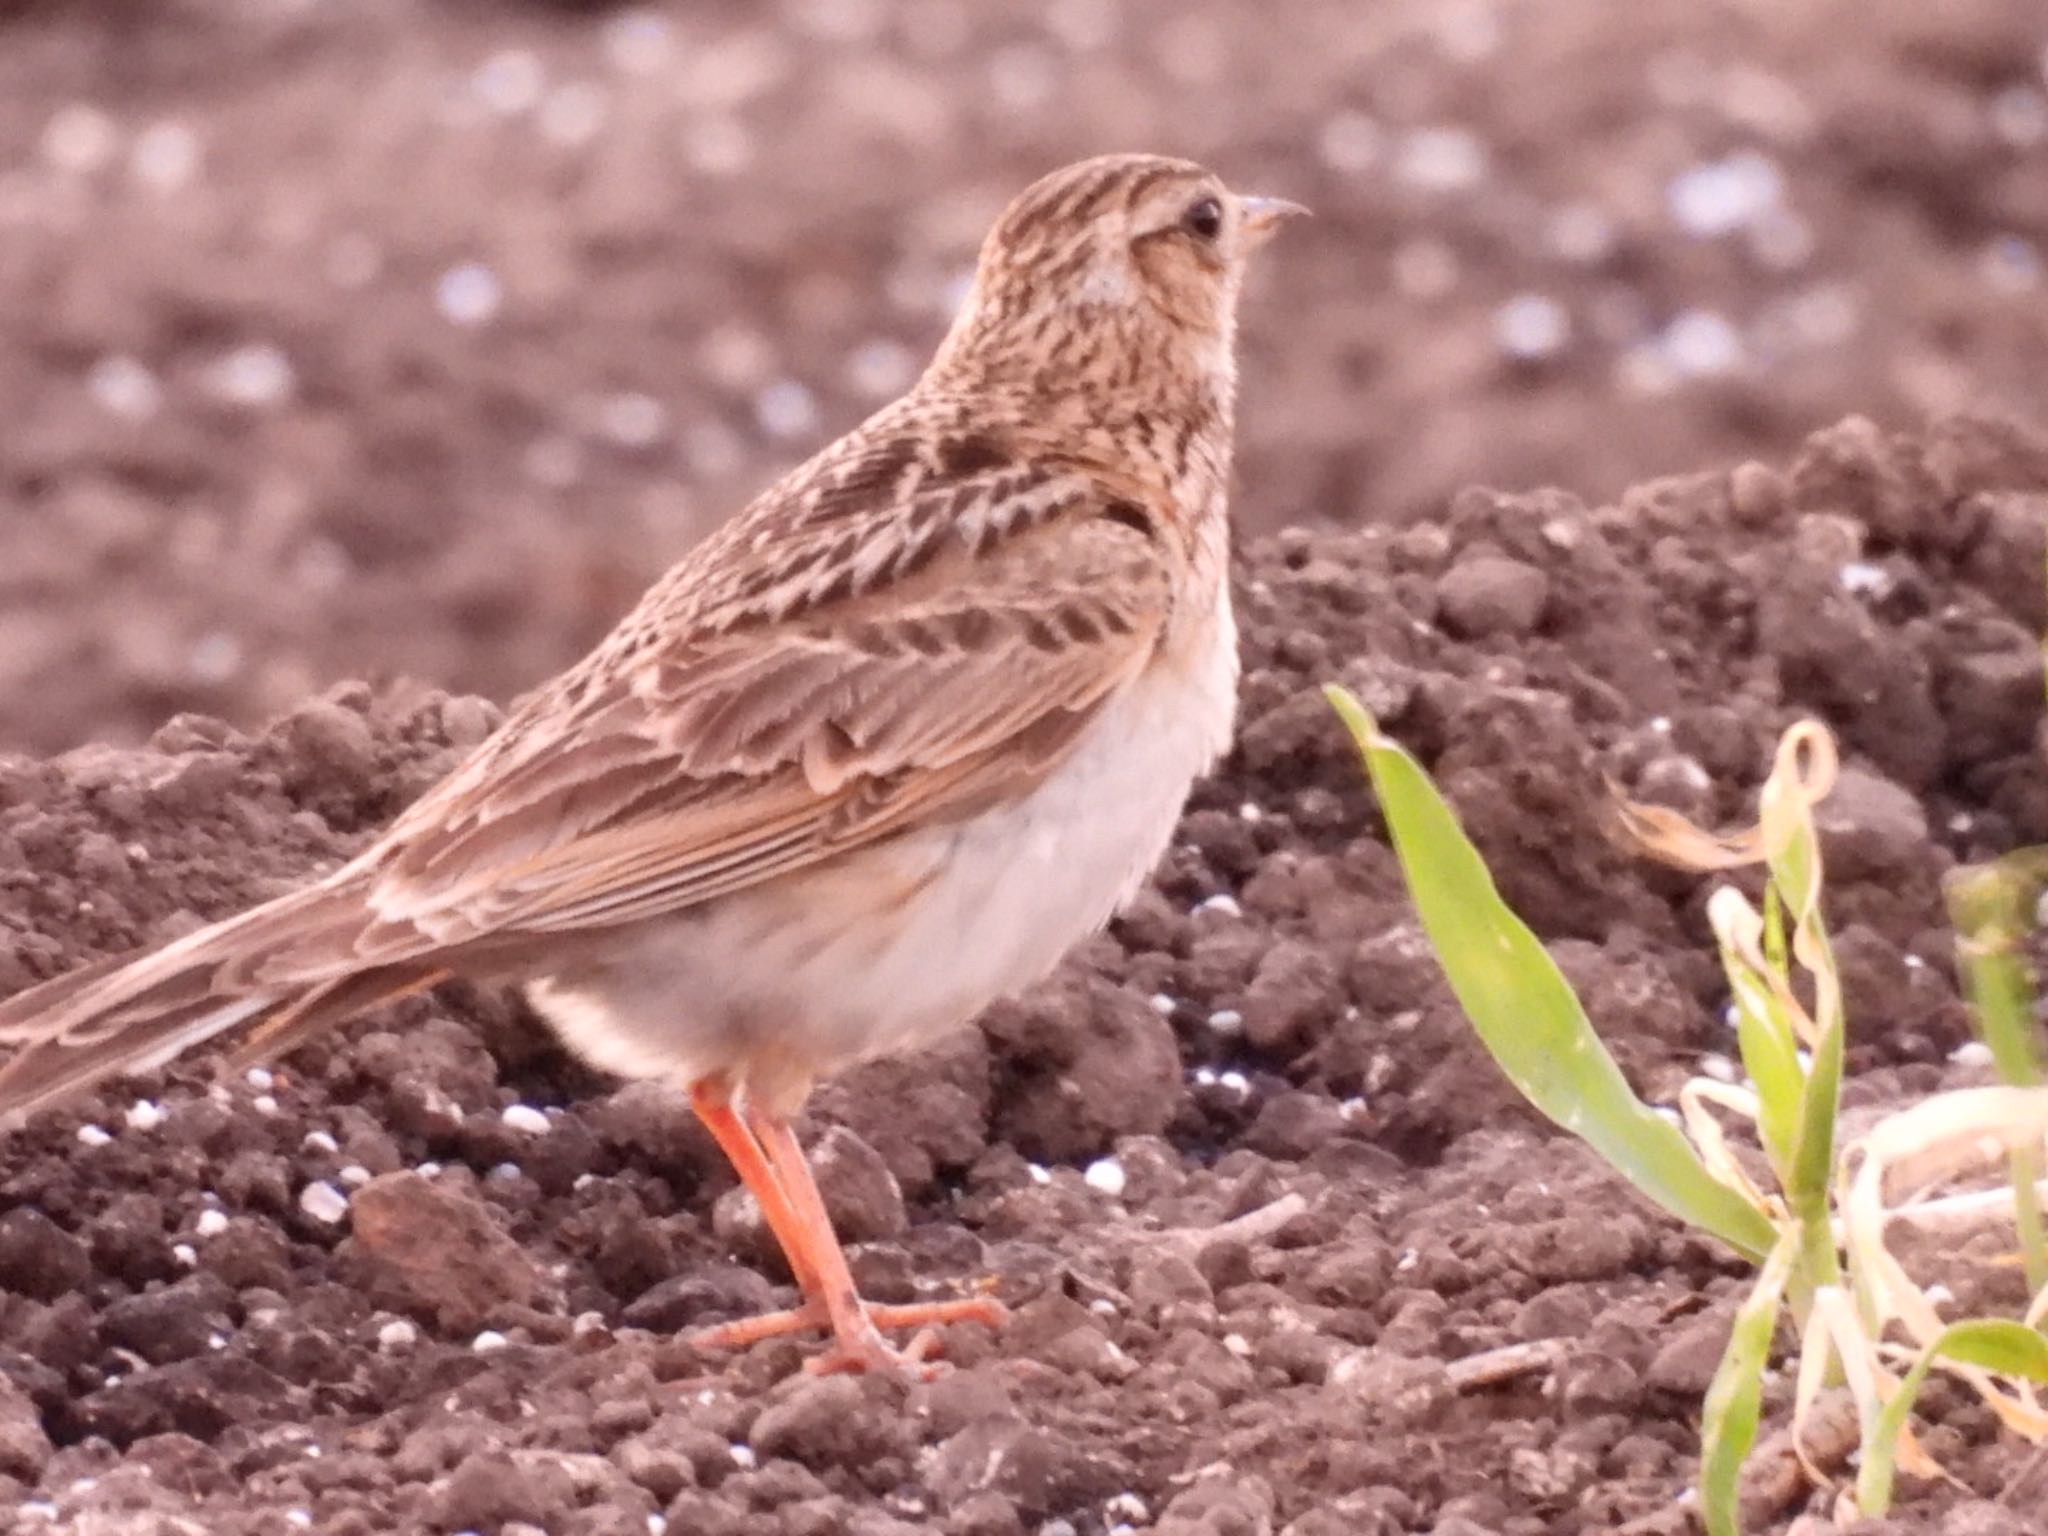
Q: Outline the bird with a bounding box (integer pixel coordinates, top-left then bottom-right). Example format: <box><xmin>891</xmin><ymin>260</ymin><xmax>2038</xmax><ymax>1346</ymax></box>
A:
<box><xmin>0</xmin><ymin>153</ymin><xmax>1304</xmax><ymax>1377</ymax></box>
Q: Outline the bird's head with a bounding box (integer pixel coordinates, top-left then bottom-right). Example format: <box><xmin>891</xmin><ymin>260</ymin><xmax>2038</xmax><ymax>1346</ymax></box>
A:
<box><xmin>932</xmin><ymin>154</ymin><xmax>1306</xmax><ymax>400</ymax></box>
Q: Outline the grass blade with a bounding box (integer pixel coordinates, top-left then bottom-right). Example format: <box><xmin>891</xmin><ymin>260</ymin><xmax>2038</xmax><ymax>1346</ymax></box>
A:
<box><xmin>1856</xmin><ymin>1320</ymin><xmax>2048</xmax><ymax>1515</ymax></box>
<box><xmin>1327</xmin><ymin>687</ymin><xmax>1777</xmax><ymax>1262</ymax></box>
<box><xmin>1700</xmin><ymin>1228</ymin><xmax>1800</xmax><ymax>1536</ymax></box>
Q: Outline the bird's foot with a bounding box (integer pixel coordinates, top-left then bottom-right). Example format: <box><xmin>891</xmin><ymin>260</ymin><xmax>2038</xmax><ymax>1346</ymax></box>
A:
<box><xmin>690</xmin><ymin>1293</ymin><xmax>1010</xmax><ymax>1380</ymax></box>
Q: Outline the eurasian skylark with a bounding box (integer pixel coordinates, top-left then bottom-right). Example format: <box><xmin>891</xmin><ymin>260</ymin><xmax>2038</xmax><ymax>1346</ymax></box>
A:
<box><xmin>0</xmin><ymin>153</ymin><xmax>1303</xmax><ymax>1375</ymax></box>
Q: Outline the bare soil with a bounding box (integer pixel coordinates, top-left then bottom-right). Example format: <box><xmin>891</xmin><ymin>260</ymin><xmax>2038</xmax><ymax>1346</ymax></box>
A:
<box><xmin>5</xmin><ymin>4</ymin><xmax>2048</xmax><ymax>1535</ymax></box>
<box><xmin>1</xmin><ymin>415</ymin><xmax>2046</xmax><ymax>1535</ymax></box>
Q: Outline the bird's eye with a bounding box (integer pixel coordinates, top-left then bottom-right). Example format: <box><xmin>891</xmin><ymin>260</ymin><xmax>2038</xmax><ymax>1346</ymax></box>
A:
<box><xmin>1181</xmin><ymin>197</ymin><xmax>1224</xmax><ymax>241</ymax></box>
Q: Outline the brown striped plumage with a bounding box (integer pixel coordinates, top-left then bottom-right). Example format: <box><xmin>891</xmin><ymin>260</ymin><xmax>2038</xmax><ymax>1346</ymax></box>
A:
<box><xmin>0</xmin><ymin>154</ymin><xmax>1302</xmax><ymax>1374</ymax></box>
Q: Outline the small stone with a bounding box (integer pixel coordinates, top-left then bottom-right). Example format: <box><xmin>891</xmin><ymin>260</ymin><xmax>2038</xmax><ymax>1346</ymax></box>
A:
<box><xmin>298</xmin><ymin>1181</ymin><xmax>350</xmax><ymax>1225</ymax></box>
<box><xmin>1812</xmin><ymin>765</ymin><xmax>1929</xmax><ymax>881</ymax></box>
<box><xmin>500</xmin><ymin>1104</ymin><xmax>552</xmax><ymax>1135</ymax></box>
<box><xmin>344</xmin><ymin>1170</ymin><xmax>540</xmax><ymax>1330</ymax></box>
<box><xmin>1435</xmin><ymin>556</ymin><xmax>1549</xmax><ymax>639</ymax></box>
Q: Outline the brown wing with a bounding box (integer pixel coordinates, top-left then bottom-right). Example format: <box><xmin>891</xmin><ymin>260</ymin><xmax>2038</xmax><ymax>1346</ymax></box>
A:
<box><xmin>336</xmin><ymin>445</ymin><xmax>1175</xmax><ymax>957</ymax></box>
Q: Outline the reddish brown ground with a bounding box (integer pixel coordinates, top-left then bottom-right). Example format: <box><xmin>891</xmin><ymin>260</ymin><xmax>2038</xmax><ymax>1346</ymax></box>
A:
<box><xmin>2</xmin><ymin>4</ymin><xmax>2048</xmax><ymax>1536</ymax></box>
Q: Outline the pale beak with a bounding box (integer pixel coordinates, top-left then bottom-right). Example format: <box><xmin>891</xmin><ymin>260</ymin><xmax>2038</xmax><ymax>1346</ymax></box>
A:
<box><xmin>1239</xmin><ymin>194</ymin><xmax>1311</xmax><ymax>241</ymax></box>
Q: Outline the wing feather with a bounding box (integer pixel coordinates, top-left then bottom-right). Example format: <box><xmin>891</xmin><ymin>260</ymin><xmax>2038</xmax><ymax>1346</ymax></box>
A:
<box><xmin>351</xmin><ymin>464</ymin><xmax>1172</xmax><ymax>952</ymax></box>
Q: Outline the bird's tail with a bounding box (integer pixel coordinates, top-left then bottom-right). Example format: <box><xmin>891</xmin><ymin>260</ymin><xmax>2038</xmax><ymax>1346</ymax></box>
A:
<box><xmin>0</xmin><ymin>876</ymin><xmax>448</xmax><ymax>1126</ymax></box>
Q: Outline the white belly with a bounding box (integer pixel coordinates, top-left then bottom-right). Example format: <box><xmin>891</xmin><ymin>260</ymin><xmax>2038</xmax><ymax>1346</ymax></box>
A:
<box><xmin>527</xmin><ymin>592</ymin><xmax>1238</xmax><ymax>1104</ymax></box>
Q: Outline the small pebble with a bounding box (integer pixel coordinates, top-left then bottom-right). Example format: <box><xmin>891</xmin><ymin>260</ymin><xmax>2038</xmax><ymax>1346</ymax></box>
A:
<box><xmin>172</xmin><ymin>1243</ymin><xmax>197</xmax><ymax>1267</ymax></box>
<box><xmin>729</xmin><ymin>1444</ymin><xmax>757</xmax><ymax>1469</ymax></box>
<box><xmin>246</xmin><ymin>1068</ymin><xmax>274</xmax><ymax>1091</ymax></box>
<box><xmin>298</xmin><ymin>1182</ymin><xmax>350</xmax><ymax>1224</ymax></box>
<box><xmin>194</xmin><ymin>1209</ymin><xmax>229</xmax><ymax>1238</ymax></box>
<box><xmin>501</xmin><ymin>1104</ymin><xmax>552</xmax><ymax>1135</ymax></box>
<box><xmin>125</xmin><ymin>1100</ymin><xmax>165</xmax><ymax>1132</ymax></box>
<box><xmin>378</xmin><ymin>1319</ymin><xmax>419</xmax><ymax>1349</ymax></box>
<box><xmin>437</xmin><ymin>262</ymin><xmax>504</xmax><ymax>326</ymax></box>
<box><xmin>1949</xmin><ymin>1040</ymin><xmax>1994</xmax><ymax>1068</ymax></box>
<box><xmin>76</xmin><ymin>1124</ymin><xmax>112</xmax><ymax>1147</ymax></box>
<box><xmin>303</xmin><ymin>1130</ymin><xmax>339</xmax><ymax>1154</ymax></box>
<box><xmin>472</xmin><ymin>1330</ymin><xmax>509</xmax><ymax>1352</ymax></box>
<box><xmin>1083</xmin><ymin>1158</ymin><xmax>1127</xmax><ymax>1197</ymax></box>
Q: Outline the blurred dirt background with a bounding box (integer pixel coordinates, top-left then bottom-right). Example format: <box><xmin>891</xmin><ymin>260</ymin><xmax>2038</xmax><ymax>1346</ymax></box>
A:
<box><xmin>3</xmin><ymin>2</ymin><xmax>2048</xmax><ymax>1534</ymax></box>
<box><xmin>3</xmin><ymin>0</ymin><xmax>2048</xmax><ymax>753</ymax></box>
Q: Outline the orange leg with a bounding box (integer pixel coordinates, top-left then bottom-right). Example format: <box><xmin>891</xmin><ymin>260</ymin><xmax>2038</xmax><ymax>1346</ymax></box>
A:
<box><xmin>686</xmin><ymin>1080</ymin><xmax>825</xmax><ymax>1298</ymax></box>
<box><xmin>684</xmin><ymin>1083</ymin><xmax>1007</xmax><ymax>1377</ymax></box>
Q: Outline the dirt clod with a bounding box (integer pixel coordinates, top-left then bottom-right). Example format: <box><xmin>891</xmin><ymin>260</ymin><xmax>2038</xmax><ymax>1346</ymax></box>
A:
<box><xmin>343</xmin><ymin>1169</ymin><xmax>542</xmax><ymax>1332</ymax></box>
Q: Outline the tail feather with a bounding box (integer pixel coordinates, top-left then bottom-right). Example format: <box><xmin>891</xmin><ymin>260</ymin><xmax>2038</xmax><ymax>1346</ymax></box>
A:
<box><xmin>0</xmin><ymin>876</ymin><xmax>450</xmax><ymax>1124</ymax></box>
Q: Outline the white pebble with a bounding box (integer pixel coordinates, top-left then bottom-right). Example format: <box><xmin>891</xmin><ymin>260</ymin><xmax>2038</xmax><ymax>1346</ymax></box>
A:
<box><xmin>1666</xmin><ymin>151</ymin><xmax>1782</xmax><ymax>238</ymax></box>
<box><xmin>472</xmin><ymin>1330</ymin><xmax>509</xmax><ymax>1352</ymax></box>
<box><xmin>1105</xmin><ymin>1493</ymin><xmax>1150</xmax><ymax>1524</ymax></box>
<box><xmin>42</xmin><ymin>103</ymin><xmax>117</xmax><ymax>173</ymax></box>
<box><xmin>130</xmin><ymin>120</ymin><xmax>200</xmax><ymax>191</ymax></box>
<box><xmin>1660</xmin><ymin>310</ymin><xmax>1744</xmax><ymax>378</ymax></box>
<box><xmin>194</xmin><ymin>1209</ymin><xmax>229</xmax><ymax>1238</ymax></box>
<box><xmin>125</xmin><ymin>1100</ymin><xmax>165</xmax><ymax>1132</ymax></box>
<box><xmin>598</xmin><ymin>392</ymin><xmax>667</xmax><ymax>449</ymax></box>
<box><xmin>539</xmin><ymin>82</ymin><xmax>608</xmax><ymax>147</ymax></box>
<box><xmin>1027</xmin><ymin>1163</ymin><xmax>1052</xmax><ymax>1186</ymax></box>
<box><xmin>648</xmin><ymin>1517</ymin><xmax>668</xmax><ymax>1536</ymax></box>
<box><xmin>87</xmin><ymin>355</ymin><xmax>161</xmax><ymax>422</ymax></box>
<box><xmin>206</xmin><ymin>344</ymin><xmax>294</xmax><ymax>407</ymax></box>
<box><xmin>1222</xmin><ymin>1333</ymin><xmax>1252</xmax><ymax>1357</ymax></box>
<box><xmin>1217</xmin><ymin>1070</ymin><xmax>1252</xmax><ymax>1097</ymax></box>
<box><xmin>338</xmin><ymin>1165</ymin><xmax>372</xmax><ymax>1187</ymax></box>
<box><xmin>1949</xmin><ymin>1040</ymin><xmax>1995</xmax><ymax>1069</ymax></box>
<box><xmin>754</xmin><ymin>379</ymin><xmax>820</xmax><ymax>441</ymax></box>
<box><xmin>286</xmin><ymin>1512</ymin><xmax>313</xmax><ymax>1530</ymax></box>
<box><xmin>1083</xmin><ymin>1158</ymin><xmax>1127</xmax><ymax>1197</ymax></box>
<box><xmin>76</xmin><ymin>1124</ymin><xmax>112</xmax><ymax>1147</ymax></box>
<box><xmin>729</xmin><ymin>1444</ymin><xmax>757</xmax><ymax>1469</ymax></box>
<box><xmin>172</xmin><ymin>1243</ymin><xmax>197</xmax><ymax>1268</ymax></box>
<box><xmin>1194</xmin><ymin>893</ymin><xmax>1242</xmax><ymax>919</ymax></box>
<box><xmin>1699</xmin><ymin>1054</ymin><xmax>1737</xmax><ymax>1083</ymax></box>
<box><xmin>302</xmin><ymin>1130</ymin><xmax>339</xmax><ymax>1155</ymax></box>
<box><xmin>437</xmin><ymin>262</ymin><xmax>503</xmax><ymax>327</ymax></box>
<box><xmin>1837</xmin><ymin>561</ymin><xmax>1890</xmax><ymax>597</ymax></box>
<box><xmin>298</xmin><ymin>1182</ymin><xmax>349</xmax><ymax>1224</ymax></box>
<box><xmin>1149</xmin><ymin>993</ymin><xmax>1178</xmax><ymax>1017</ymax></box>
<box><xmin>1395</xmin><ymin>126</ymin><xmax>1488</xmax><ymax>192</ymax></box>
<box><xmin>378</xmin><ymin>1319</ymin><xmax>418</xmax><ymax>1349</ymax></box>
<box><xmin>1495</xmin><ymin>294</ymin><xmax>1571</xmax><ymax>360</ymax></box>
<box><xmin>1207</xmin><ymin>1009</ymin><xmax>1244</xmax><ymax>1034</ymax></box>
<box><xmin>501</xmin><ymin>1104</ymin><xmax>552</xmax><ymax>1135</ymax></box>
<box><xmin>1238</xmin><ymin>801</ymin><xmax>1263</xmax><ymax>822</ymax></box>
<box><xmin>845</xmin><ymin>337</ymin><xmax>917</xmax><ymax>398</ymax></box>
<box><xmin>472</xmin><ymin>50</ymin><xmax>545</xmax><ymax>115</ymax></box>
<box><xmin>252</xmin><ymin>1094</ymin><xmax>279</xmax><ymax>1116</ymax></box>
<box><xmin>246</xmin><ymin>1067</ymin><xmax>274</xmax><ymax>1091</ymax></box>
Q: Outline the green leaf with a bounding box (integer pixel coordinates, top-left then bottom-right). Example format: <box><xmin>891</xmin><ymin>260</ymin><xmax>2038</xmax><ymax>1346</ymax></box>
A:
<box><xmin>1327</xmin><ymin>687</ymin><xmax>1777</xmax><ymax>1262</ymax></box>
<box><xmin>1857</xmin><ymin>1320</ymin><xmax>2048</xmax><ymax>1515</ymax></box>
<box><xmin>1700</xmin><ymin>1229</ymin><xmax>1799</xmax><ymax>1536</ymax></box>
